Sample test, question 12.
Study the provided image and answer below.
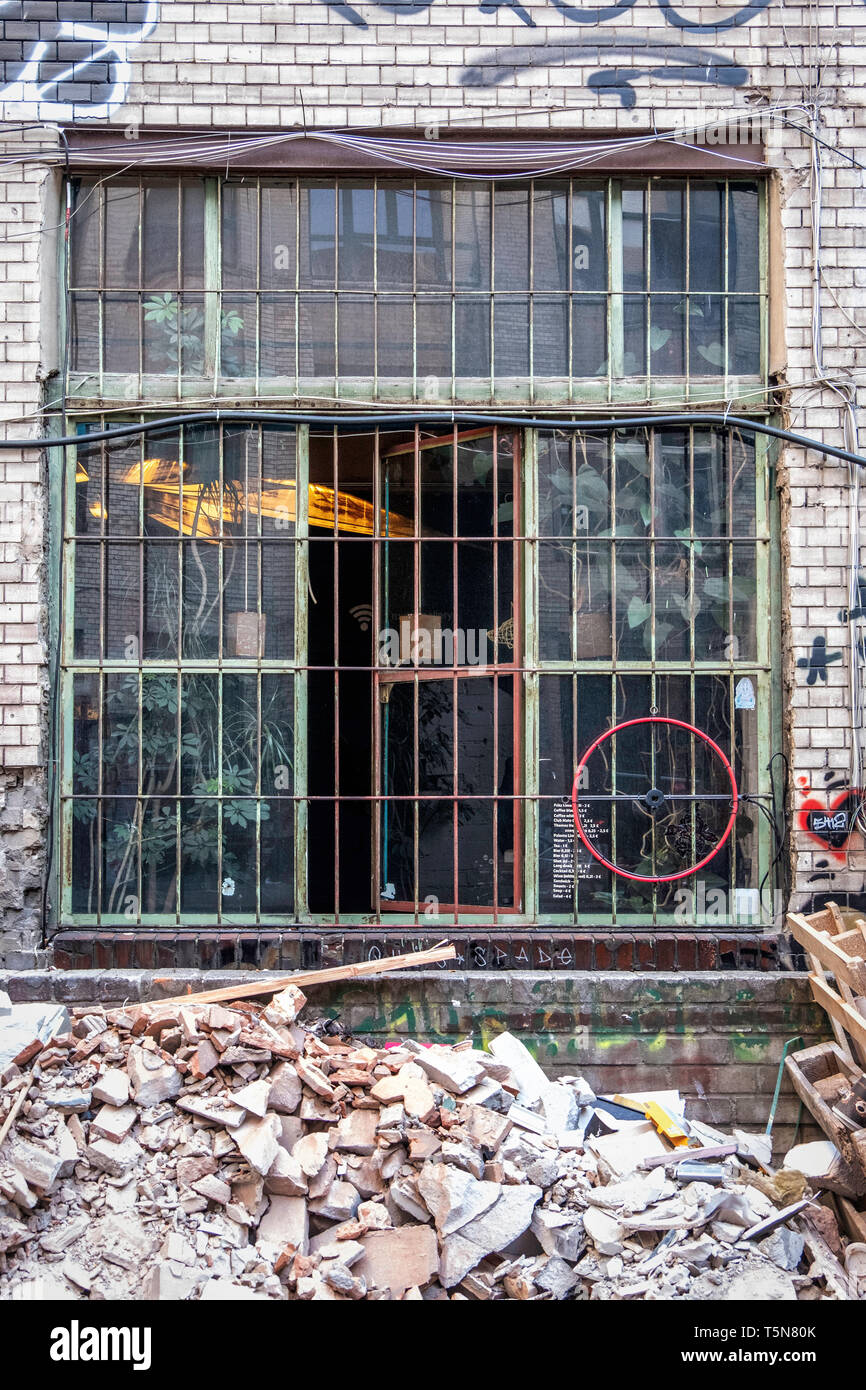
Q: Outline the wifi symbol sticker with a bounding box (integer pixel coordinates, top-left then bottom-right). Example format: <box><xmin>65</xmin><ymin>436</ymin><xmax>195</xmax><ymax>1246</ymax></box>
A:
<box><xmin>350</xmin><ymin>603</ymin><xmax>373</xmax><ymax>632</ymax></box>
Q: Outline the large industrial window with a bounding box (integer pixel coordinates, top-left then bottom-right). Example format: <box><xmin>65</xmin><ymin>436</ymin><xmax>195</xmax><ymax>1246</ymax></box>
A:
<box><xmin>61</xmin><ymin>418</ymin><xmax>776</xmax><ymax>928</ymax></box>
<box><xmin>67</xmin><ymin>175</ymin><xmax>766</xmax><ymax>406</ymax></box>
<box><xmin>58</xmin><ymin>168</ymin><xmax>776</xmax><ymax>930</ymax></box>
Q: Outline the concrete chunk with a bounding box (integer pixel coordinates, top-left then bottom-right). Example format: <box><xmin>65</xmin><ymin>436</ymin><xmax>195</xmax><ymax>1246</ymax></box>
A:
<box><xmin>257</xmin><ymin>1195</ymin><xmax>309</xmax><ymax>1255</ymax></box>
<box><xmin>268</xmin><ymin>1061</ymin><xmax>302</xmax><ymax>1114</ymax></box>
<box><xmin>439</xmin><ymin>1184</ymin><xmax>542</xmax><ymax>1288</ymax></box>
<box><xmin>487</xmin><ymin>1033</ymin><xmax>548</xmax><ymax>1106</ymax></box>
<box><xmin>414</xmin><ymin>1048</ymin><xmax>486</xmax><ymax>1095</ymax></box>
<box><xmin>92</xmin><ymin>1068</ymin><xmax>130</xmax><ymax>1108</ymax></box>
<box><xmin>233</xmin><ymin>1113</ymin><xmax>281</xmax><ymax>1176</ymax></box>
<box><xmin>355</xmin><ymin>1224</ymin><xmax>439</xmax><ymax>1296</ymax></box>
<box><xmin>127</xmin><ymin>1045</ymin><xmax>181</xmax><ymax>1106</ymax></box>
<box><xmin>85</xmin><ymin>1134</ymin><xmax>144</xmax><ymax>1177</ymax></box>
<box><xmin>417</xmin><ymin>1164</ymin><xmax>501</xmax><ymax>1236</ymax></box>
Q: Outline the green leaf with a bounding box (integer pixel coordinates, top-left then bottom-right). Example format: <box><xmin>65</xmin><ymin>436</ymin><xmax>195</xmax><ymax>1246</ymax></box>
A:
<box><xmin>697</xmin><ymin>341</ymin><xmax>725</xmax><ymax>368</ymax></box>
<box><xmin>627</xmin><ymin>596</ymin><xmax>651</xmax><ymax>628</ymax></box>
<box><xmin>650</xmin><ymin>326</ymin><xmax>672</xmax><ymax>351</ymax></box>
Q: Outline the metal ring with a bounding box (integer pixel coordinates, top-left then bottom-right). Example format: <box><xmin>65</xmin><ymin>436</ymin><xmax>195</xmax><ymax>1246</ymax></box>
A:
<box><xmin>571</xmin><ymin>716</ymin><xmax>739</xmax><ymax>884</ymax></box>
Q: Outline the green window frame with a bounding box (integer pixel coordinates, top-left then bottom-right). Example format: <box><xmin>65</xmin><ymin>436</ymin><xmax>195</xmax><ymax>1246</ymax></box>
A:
<box><xmin>54</xmin><ymin>170</ymin><xmax>778</xmax><ymax>931</ymax></box>
<box><xmin>67</xmin><ymin>175</ymin><xmax>768</xmax><ymax>409</ymax></box>
<box><xmin>56</xmin><ymin>419</ymin><xmax>779</xmax><ymax>929</ymax></box>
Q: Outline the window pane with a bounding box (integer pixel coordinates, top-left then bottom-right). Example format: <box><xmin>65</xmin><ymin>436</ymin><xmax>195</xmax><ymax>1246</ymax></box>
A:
<box><xmin>143</xmin><ymin>184</ymin><xmax>179</xmax><ymax>290</ymax></box>
<box><xmin>377</xmin><ymin>184</ymin><xmax>414</xmax><ymax>291</ymax></box>
<box><xmin>338</xmin><ymin>184</ymin><xmax>374</xmax><ymax>288</ymax></box>
<box><xmin>572</xmin><ymin>295</ymin><xmax>607</xmax><ymax>377</ymax></box>
<box><xmin>69</xmin><ymin>179</ymin><xmax>101</xmax><ymax>288</ymax></box>
<box><xmin>454</xmin><ymin>185</ymin><xmax>490</xmax><ymax>291</ymax></box>
<box><xmin>539</xmin><ymin>541</ymin><xmax>572</xmax><ymax>661</ymax></box>
<box><xmin>455</xmin><ymin>299</ymin><xmax>490</xmax><ymax>378</ymax></box>
<box><xmin>729</xmin><ymin>297</ymin><xmax>761</xmax><ymax>375</ymax></box>
<box><xmin>615</xmin><ymin>541</ymin><xmax>651</xmax><ymax>659</ymax></box>
<box><xmin>653</xmin><ymin>430</ymin><xmax>689</xmax><ymax>536</ymax></box>
<box><xmin>494</xmin><ymin>186</ymin><xmax>530</xmax><ymax>291</ymax></box>
<box><xmin>300</xmin><ymin>184</ymin><xmax>336</xmax><ymax>287</ymax></box>
<box><xmin>260</xmin><ymin>185</ymin><xmax>296</xmax><ymax>290</ymax></box>
<box><xmin>416</xmin><ymin>298</ymin><xmax>451</xmax><ymax>381</ymax></box>
<box><xmin>689</xmin><ymin>184</ymin><xmax>724</xmax><ymax>292</ymax></box>
<box><xmin>615</xmin><ymin>429</ymin><xmax>650</xmax><ymax>536</ymax></box>
<box><xmin>222</xmin><ymin>184</ymin><xmax>258</xmax><ymax>291</ymax></box>
<box><xmin>693</xmin><ymin>430</ymin><xmax>728</xmax><ymax>535</ymax></box>
<box><xmin>494</xmin><ymin>295</ymin><xmax>529</xmax><ymax>378</ymax></box>
<box><xmin>654</xmin><ymin>541</ymin><xmax>690</xmax><ymax>661</ymax></box>
<box><xmin>415</xmin><ymin>185</ymin><xmax>452</xmax><ymax>290</ymax></box>
<box><xmin>729</xmin><ymin>183</ymin><xmax>760</xmax><ymax>292</ymax></box>
<box><xmin>104</xmin><ymin>294</ymin><xmax>140</xmax><ymax>374</ymax></box>
<box><xmin>650</xmin><ymin>295</ymin><xmax>685</xmax><ymax>375</ymax></box>
<box><xmin>533</xmin><ymin>183</ymin><xmax>568</xmax><ymax>291</ymax></box>
<box><xmin>694</xmin><ymin>541</ymin><xmax>729</xmax><ymax>660</ymax></box>
<box><xmin>377</xmin><ymin>295</ymin><xmax>413</xmax><ymax>378</ymax></box>
<box><xmin>338</xmin><ymin>294</ymin><xmax>374</xmax><ymax>375</ymax></box>
<box><xmin>651</xmin><ymin>184</ymin><xmax>685</xmax><ymax>292</ymax></box>
<box><xmin>534</xmin><ymin>296</ymin><xmax>569</xmax><ymax>377</ymax></box>
<box><xmin>260</xmin><ymin>294</ymin><xmax>296</xmax><ymax>377</ymax></box>
<box><xmin>299</xmin><ymin>294</ymin><xmax>335</xmax><ymax>376</ymax></box>
<box><xmin>104</xmin><ymin>184</ymin><xmax>140</xmax><ymax>288</ymax></box>
<box><xmin>621</xmin><ymin>185</ymin><xmax>646</xmax><ymax>291</ymax></box>
<box><xmin>572</xmin><ymin>185</ymin><xmax>607</xmax><ymax>291</ymax></box>
<box><xmin>182</xmin><ymin>182</ymin><xmax>206</xmax><ymax>290</ymax></box>
<box><xmin>689</xmin><ymin>295</ymin><xmax>724</xmax><ymax>375</ymax></box>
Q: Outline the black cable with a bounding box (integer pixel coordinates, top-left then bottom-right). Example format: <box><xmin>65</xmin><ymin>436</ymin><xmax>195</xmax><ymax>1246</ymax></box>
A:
<box><xmin>3</xmin><ymin>409</ymin><xmax>866</xmax><ymax>470</ymax></box>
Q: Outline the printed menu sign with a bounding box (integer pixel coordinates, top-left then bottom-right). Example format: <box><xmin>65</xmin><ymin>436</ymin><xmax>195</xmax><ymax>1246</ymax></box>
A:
<box><xmin>551</xmin><ymin>798</ymin><xmax>610</xmax><ymax>898</ymax></box>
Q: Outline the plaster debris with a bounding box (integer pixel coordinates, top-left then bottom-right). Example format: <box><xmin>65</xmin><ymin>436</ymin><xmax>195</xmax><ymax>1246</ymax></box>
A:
<box><xmin>0</xmin><ymin>1007</ymin><xmax>859</xmax><ymax>1302</ymax></box>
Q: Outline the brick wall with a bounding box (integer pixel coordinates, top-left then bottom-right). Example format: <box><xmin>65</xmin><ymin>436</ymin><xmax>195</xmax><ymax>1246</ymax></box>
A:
<box><xmin>0</xmin><ymin>4</ymin><xmax>863</xmax><ymax>959</ymax></box>
<box><xmin>0</xmin><ymin>966</ymin><xmax>830</xmax><ymax>1155</ymax></box>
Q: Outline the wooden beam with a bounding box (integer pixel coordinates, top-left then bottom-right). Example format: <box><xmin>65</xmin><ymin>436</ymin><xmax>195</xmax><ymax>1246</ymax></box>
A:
<box><xmin>788</xmin><ymin>913</ymin><xmax>866</xmax><ymax>996</ymax></box>
<box><xmin>138</xmin><ymin>942</ymin><xmax>457</xmax><ymax>1010</ymax></box>
<box><xmin>809</xmin><ymin>973</ymin><xmax>866</xmax><ymax>1061</ymax></box>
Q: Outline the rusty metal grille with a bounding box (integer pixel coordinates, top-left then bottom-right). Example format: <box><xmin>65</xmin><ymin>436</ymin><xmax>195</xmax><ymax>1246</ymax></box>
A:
<box><xmin>60</xmin><ymin>418</ymin><xmax>776</xmax><ymax>928</ymax></box>
<box><xmin>66</xmin><ymin>175</ymin><xmax>766</xmax><ymax>407</ymax></box>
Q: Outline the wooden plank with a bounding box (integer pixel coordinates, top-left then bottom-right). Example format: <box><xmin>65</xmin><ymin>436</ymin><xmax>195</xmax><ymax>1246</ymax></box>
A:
<box><xmin>784</xmin><ymin>1052</ymin><xmax>866</xmax><ymax>1196</ymax></box>
<box><xmin>825</xmin><ymin>901</ymin><xmax>847</xmax><ymax>935</ymax></box>
<box><xmin>787</xmin><ymin>913</ymin><xmax>866</xmax><ymax>996</ymax></box>
<box><xmin>837</xmin><ymin>1195</ymin><xmax>866</xmax><ymax>1245</ymax></box>
<box><xmin>137</xmin><ymin>942</ymin><xmax>457</xmax><ymax>1010</ymax></box>
<box><xmin>809</xmin><ymin>973</ymin><xmax>866</xmax><ymax>1063</ymax></box>
<box><xmin>638</xmin><ymin>1143</ymin><xmax>737</xmax><ymax>1170</ymax></box>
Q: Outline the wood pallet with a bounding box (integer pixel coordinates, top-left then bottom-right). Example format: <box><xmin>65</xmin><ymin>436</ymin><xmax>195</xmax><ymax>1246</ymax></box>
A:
<box><xmin>787</xmin><ymin>903</ymin><xmax>866</xmax><ymax>1068</ymax></box>
<box><xmin>784</xmin><ymin>1041</ymin><xmax>866</xmax><ymax>1196</ymax></box>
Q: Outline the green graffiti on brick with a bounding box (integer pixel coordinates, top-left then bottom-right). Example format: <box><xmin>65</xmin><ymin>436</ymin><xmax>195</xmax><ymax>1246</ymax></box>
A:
<box><xmin>730</xmin><ymin>1032</ymin><xmax>770</xmax><ymax>1060</ymax></box>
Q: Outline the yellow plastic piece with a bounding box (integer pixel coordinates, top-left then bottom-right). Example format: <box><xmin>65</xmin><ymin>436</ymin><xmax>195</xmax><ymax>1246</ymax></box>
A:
<box><xmin>643</xmin><ymin>1101</ymin><xmax>689</xmax><ymax>1147</ymax></box>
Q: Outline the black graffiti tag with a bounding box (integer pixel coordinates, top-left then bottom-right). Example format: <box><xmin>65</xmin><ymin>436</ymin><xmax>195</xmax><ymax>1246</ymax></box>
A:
<box><xmin>323</xmin><ymin>0</ymin><xmax>776</xmax><ymax>27</ymax></box>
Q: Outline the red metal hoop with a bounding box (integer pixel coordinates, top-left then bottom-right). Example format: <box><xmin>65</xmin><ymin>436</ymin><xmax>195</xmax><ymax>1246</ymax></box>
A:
<box><xmin>571</xmin><ymin>716</ymin><xmax>739</xmax><ymax>884</ymax></box>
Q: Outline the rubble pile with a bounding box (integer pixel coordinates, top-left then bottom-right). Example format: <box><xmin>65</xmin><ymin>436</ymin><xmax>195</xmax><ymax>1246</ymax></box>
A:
<box><xmin>0</xmin><ymin>985</ymin><xmax>860</xmax><ymax>1301</ymax></box>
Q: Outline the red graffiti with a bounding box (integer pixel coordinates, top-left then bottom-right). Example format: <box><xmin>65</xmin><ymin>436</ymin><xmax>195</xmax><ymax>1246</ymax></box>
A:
<box><xmin>799</xmin><ymin>789</ymin><xmax>862</xmax><ymax>859</ymax></box>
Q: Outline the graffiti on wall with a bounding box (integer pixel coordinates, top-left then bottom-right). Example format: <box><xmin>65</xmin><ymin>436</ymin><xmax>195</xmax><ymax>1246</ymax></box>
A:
<box><xmin>325</xmin><ymin>0</ymin><xmax>774</xmax><ymax>31</ymax></box>
<box><xmin>797</xmin><ymin>771</ymin><xmax>864</xmax><ymax>863</ymax></box>
<box><xmin>0</xmin><ymin>1</ymin><xmax>158</xmax><ymax>119</ymax></box>
<box><xmin>0</xmin><ymin>0</ymin><xmax>824</xmax><ymax>118</ymax></box>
